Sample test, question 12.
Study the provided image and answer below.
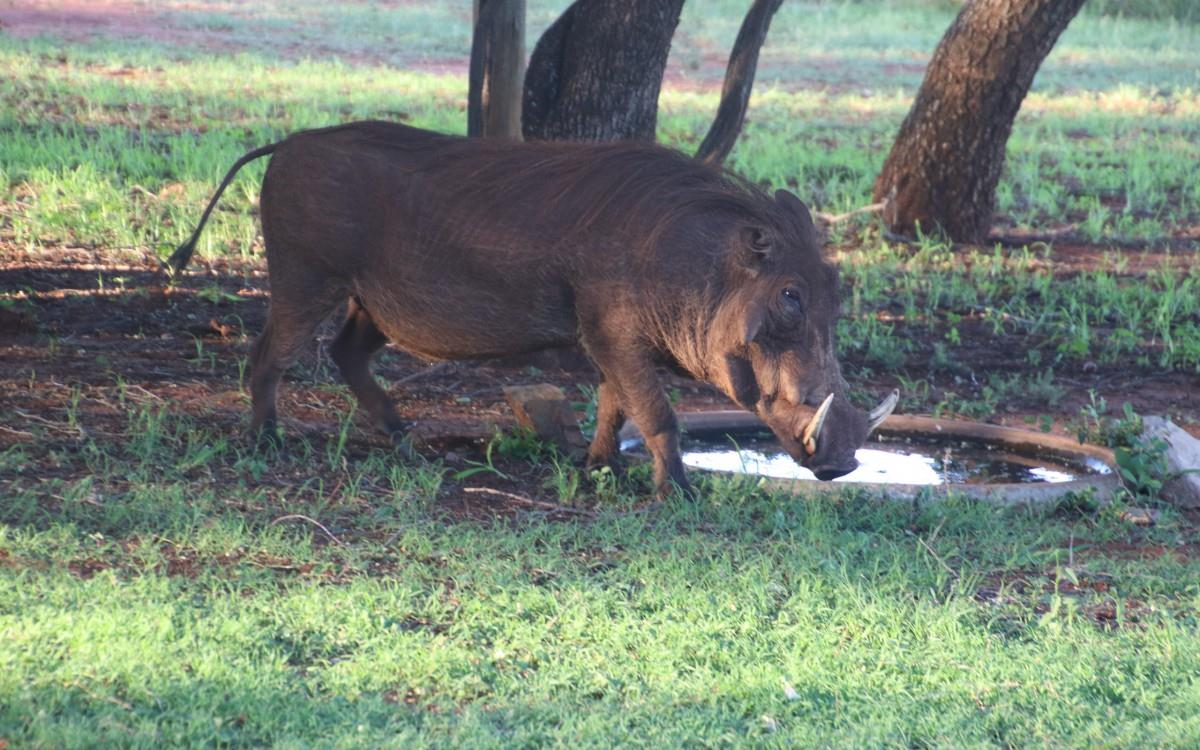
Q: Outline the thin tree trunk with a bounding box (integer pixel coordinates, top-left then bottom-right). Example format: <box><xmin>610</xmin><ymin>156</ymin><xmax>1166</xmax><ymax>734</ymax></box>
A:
<box><xmin>468</xmin><ymin>0</ymin><xmax>525</xmax><ymax>139</ymax></box>
<box><xmin>695</xmin><ymin>0</ymin><xmax>784</xmax><ymax>165</ymax></box>
<box><xmin>522</xmin><ymin>0</ymin><xmax>685</xmax><ymax>142</ymax></box>
<box><xmin>872</xmin><ymin>0</ymin><xmax>1087</xmax><ymax>243</ymax></box>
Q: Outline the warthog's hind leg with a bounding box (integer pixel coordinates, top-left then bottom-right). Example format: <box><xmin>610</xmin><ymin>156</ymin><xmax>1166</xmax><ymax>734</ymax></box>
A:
<box><xmin>329</xmin><ymin>297</ymin><xmax>412</xmax><ymax>455</ymax></box>
<box><xmin>248</xmin><ymin>294</ymin><xmax>336</xmax><ymax>443</ymax></box>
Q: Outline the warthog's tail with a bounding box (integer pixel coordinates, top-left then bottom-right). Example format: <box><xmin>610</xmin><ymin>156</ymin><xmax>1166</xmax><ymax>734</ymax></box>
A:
<box><xmin>162</xmin><ymin>142</ymin><xmax>278</xmax><ymax>275</ymax></box>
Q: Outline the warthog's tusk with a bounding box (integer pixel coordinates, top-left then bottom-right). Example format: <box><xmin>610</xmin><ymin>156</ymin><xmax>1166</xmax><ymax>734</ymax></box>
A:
<box><xmin>802</xmin><ymin>393</ymin><xmax>835</xmax><ymax>455</ymax></box>
<box><xmin>867</xmin><ymin>389</ymin><xmax>900</xmax><ymax>434</ymax></box>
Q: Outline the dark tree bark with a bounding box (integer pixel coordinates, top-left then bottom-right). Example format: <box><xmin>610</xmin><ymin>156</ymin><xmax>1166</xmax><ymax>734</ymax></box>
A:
<box><xmin>695</xmin><ymin>0</ymin><xmax>784</xmax><ymax>165</ymax></box>
<box><xmin>522</xmin><ymin>0</ymin><xmax>685</xmax><ymax>142</ymax></box>
<box><xmin>468</xmin><ymin>0</ymin><xmax>526</xmax><ymax>139</ymax></box>
<box><xmin>872</xmin><ymin>0</ymin><xmax>1087</xmax><ymax>243</ymax></box>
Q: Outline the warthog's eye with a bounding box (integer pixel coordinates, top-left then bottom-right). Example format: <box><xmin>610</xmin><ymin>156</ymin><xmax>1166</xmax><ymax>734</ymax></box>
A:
<box><xmin>780</xmin><ymin>287</ymin><xmax>804</xmax><ymax>313</ymax></box>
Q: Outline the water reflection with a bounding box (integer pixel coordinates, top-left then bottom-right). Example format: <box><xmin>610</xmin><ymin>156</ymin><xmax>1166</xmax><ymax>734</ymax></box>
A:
<box><xmin>623</xmin><ymin>431</ymin><xmax>1112</xmax><ymax>485</ymax></box>
<box><xmin>682</xmin><ymin>446</ymin><xmax>947</xmax><ymax>484</ymax></box>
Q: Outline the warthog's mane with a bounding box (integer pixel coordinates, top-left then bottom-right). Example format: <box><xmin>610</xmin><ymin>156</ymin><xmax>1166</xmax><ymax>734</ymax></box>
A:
<box><xmin>349</xmin><ymin>123</ymin><xmax>775</xmax><ymax>256</ymax></box>
<box><xmin>447</xmin><ymin>139</ymin><xmax>772</xmax><ymax>247</ymax></box>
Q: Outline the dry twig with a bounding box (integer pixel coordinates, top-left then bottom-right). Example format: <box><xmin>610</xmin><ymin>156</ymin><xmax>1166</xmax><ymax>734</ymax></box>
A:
<box><xmin>394</xmin><ymin>362</ymin><xmax>453</xmax><ymax>386</ymax></box>
<box><xmin>462</xmin><ymin>486</ymin><xmax>594</xmax><ymax>516</ymax></box>
<box><xmin>813</xmin><ymin>201</ymin><xmax>886</xmax><ymax>225</ymax></box>
<box><xmin>270</xmin><ymin>514</ymin><xmax>347</xmax><ymax>547</ymax></box>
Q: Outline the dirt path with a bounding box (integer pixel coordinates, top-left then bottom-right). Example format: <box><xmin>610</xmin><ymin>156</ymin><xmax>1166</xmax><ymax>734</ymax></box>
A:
<box><xmin>1</xmin><ymin>1</ymin><xmax>241</xmax><ymax>52</ymax></box>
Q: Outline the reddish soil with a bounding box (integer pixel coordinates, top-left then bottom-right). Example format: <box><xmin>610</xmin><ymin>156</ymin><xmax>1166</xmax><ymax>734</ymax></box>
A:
<box><xmin>0</xmin><ymin>1</ymin><xmax>245</xmax><ymax>55</ymax></box>
<box><xmin>0</xmin><ymin>1</ymin><xmax>750</xmax><ymax>86</ymax></box>
<box><xmin>0</xmin><ymin>0</ymin><xmax>472</xmax><ymax>75</ymax></box>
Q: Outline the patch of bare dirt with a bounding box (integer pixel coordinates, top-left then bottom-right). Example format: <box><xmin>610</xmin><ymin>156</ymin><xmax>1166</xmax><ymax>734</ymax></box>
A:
<box><xmin>1</xmin><ymin>244</ymin><xmax>1195</xmax><ymax>436</ymax></box>
<box><xmin>1078</xmin><ymin>540</ymin><xmax>1200</xmax><ymax>563</ymax></box>
<box><xmin>0</xmin><ymin>1</ymin><xmax>243</xmax><ymax>55</ymax></box>
<box><xmin>1</xmin><ymin>0</ymin><xmax>474</xmax><ymax>75</ymax></box>
<box><xmin>975</xmin><ymin>567</ymin><xmax>1158</xmax><ymax>630</ymax></box>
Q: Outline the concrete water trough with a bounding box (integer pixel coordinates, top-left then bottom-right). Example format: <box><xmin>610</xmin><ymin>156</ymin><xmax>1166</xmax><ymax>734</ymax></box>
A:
<box><xmin>620</xmin><ymin>411</ymin><xmax>1121</xmax><ymax>506</ymax></box>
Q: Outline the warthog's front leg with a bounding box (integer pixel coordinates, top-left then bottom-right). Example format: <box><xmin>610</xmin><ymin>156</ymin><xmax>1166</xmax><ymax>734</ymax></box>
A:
<box><xmin>585</xmin><ymin>380</ymin><xmax>625</xmax><ymax>474</ymax></box>
<box><xmin>585</xmin><ymin>339</ymin><xmax>691</xmax><ymax>499</ymax></box>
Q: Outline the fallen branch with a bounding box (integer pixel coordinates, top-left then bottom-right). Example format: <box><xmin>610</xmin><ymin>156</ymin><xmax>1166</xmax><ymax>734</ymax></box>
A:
<box><xmin>394</xmin><ymin>362</ymin><xmax>452</xmax><ymax>386</ymax></box>
<box><xmin>0</xmin><ymin>424</ymin><xmax>35</xmax><ymax>439</ymax></box>
<box><xmin>965</xmin><ymin>304</ymin><xmax>1039</xmax><ymax>329</ymax></box>
<box><xmin>812</xmin><ymin>201</ymin><xmax>886</xmax><ymax>225</ymax></box>
<box><xmin>462</xmin><ymin>486</ymin><xmax>593</xmax><ymax>516</ymax></box>
<box><xmin>269</xmin><ymin>514</ymin><xmax>347</xmax><ymax>547</ymax></box>
<box><xmin>13</xmin><ymin>408</ymin><xmax>88</xmax><ymax>439</ymax></box>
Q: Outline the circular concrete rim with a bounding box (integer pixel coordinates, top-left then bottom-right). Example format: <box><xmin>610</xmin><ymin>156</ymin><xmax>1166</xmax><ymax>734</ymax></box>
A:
<box><xmin>621</xmin><ymin>411</ymin><xmax>1122</xmax><ymax>506</ymax></box>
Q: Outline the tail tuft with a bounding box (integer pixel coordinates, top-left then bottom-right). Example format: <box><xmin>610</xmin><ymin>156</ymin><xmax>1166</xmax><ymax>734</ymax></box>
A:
<box><xmin>161</xmin><ymin>238</ymin><xmax>198</xmax><ymax>277</ymax></box>
<box><xmin>157</xmin><ymin>141</ymin><xmax>278</xmax><ymax>277</ymax></box>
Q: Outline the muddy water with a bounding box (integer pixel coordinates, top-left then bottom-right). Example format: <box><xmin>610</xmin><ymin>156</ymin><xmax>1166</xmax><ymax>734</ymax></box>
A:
<box><xmin>626</xmin><ymin>431</ymin><xmax>1113</xmax><ymax>485</ymax></box>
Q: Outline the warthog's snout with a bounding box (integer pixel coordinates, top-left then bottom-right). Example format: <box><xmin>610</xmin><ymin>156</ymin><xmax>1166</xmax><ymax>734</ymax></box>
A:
<box><xmin>764</xmin><ymin>389</ymin><xmax>898</xmax><ymax>482</ymax></box>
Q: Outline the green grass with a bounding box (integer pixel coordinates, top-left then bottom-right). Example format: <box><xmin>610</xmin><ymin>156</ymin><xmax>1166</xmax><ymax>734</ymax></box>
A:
<box><xmin>3</xmin><ymin>406</ymin><xmax>1200</xmax><ymax>747</ymax></box>
<box><xmin>2</xmin><ymin>2</ymin><xmax>1197</xmax><ymax>255</ymax></box>
<box><xmin>3</xmin><ymin>1</ymin><xmax>1200</xmax><ymax>746</ymax></box>
<box><xmin>836</xmin><ymin>238</ymin><xmax>1200</xmax><ymax>372</ymax></box>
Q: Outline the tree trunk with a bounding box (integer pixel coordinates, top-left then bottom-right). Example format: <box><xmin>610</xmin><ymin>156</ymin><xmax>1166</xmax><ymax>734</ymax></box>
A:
<box><xmin>872</xmin><ymin>0</ymin><xmax>1087</xmax><ymax>243</ymax></box>
<box><xmin>522</xmin><ymin>0</ymin><xmax>685</xmax><ymax>142</ymax></box>
<box><xmin>468</xmin><ymin>0</ymin><xmax>526</xmax><ymax>139</ymax></box>
<box><xmin>695</xmin><ymin>0</ymin><xmax>784</xmax><ymax>165</ymax></box>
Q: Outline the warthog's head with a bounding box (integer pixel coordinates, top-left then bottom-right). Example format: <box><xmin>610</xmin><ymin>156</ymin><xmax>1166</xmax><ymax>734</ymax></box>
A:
<box><xmin>707</xmin><ymin>189</ymin><xmax>897</xmax><ymax>480</ymax></box>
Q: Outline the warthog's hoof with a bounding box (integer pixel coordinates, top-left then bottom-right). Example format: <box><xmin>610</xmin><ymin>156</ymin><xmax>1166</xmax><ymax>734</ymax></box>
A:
<box><xmin>656</xmin><ymin>477</ymin><xmax>697</xmax><ymax>503</ymax></box>
<box><xmin>388</xmin><ymin>430</ymin><xmax>417</xmax><ymax>460</ymax></box>
<box><xmin>247</xmin><ymin>422</ymin><xmax>285</xmax><ymax>451</ymax></box>
<box><xmin>586</xmin><ymin>453</ymin><xmax>625</xmax><ymax>477</ymax></box>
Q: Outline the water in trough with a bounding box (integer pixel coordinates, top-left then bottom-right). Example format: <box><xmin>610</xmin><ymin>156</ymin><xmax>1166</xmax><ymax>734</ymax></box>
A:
<box><xmin>624</xmin><ymin>430</ymin><xmax>1113</xmax><ymax>485</ymax></box>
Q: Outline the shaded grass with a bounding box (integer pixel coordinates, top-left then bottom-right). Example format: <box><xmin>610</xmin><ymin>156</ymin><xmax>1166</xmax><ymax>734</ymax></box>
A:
<box><xmin>835</xmin><ymin>239</ymin><xmax>1200</xmax><ymax>375</ymax></box>
<box><xmin>3</xmin><ymin>404</ymin><xmax>1200</xmax><ymax>747</ymax></box>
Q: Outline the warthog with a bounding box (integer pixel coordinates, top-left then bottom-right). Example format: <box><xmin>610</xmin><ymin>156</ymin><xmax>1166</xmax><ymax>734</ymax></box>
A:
<box><xmin>168</xmin><ymin>121</ymin><xmax>896</xmax><ymax>496</ymax></box>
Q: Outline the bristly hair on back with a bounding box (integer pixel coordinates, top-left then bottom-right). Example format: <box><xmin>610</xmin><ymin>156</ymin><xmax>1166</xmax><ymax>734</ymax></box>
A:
<box><xmin>396</xmin><ymin>134</ymin><xmax>776</xmax><ymax>255</ymax></box>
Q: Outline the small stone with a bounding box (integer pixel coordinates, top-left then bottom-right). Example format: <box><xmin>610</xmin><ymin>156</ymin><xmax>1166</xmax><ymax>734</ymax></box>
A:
<box><xmin>1141</xmin><ymin>416</ymin><xmax>1200</xmax><ymax>509</ymax></box>
<box><xmin>1119</xmin><ymin>507</ymin><xmax>1158</xmax><ymax>527</ymax></box>
<box><xmin>782</xmin><ymin>680</ymin><xmax>800</xmax><ymax>701</ymax></box>
<box><xmin>503</xmin><ymin>384</ymin><xmax>589</xmax><ymax>461</ymax></box>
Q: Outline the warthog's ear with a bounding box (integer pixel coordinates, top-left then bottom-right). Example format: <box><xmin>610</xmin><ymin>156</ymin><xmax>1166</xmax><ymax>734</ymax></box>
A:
<box><xmin>775</xmin><ymin>189</ymin><xmax>815</xmax><ymax>235</ymax></box>
<box><xmin>740</xmin><ymin>226</ymin><xmax>773</xmax><ymax>263</ymax></box>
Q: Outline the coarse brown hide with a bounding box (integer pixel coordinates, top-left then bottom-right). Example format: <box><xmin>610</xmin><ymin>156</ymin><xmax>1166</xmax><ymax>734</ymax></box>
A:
<box><xmin>169</xmin><ymin>121</ymin><xmax>891</xmax><ymax>496</ymax></box>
